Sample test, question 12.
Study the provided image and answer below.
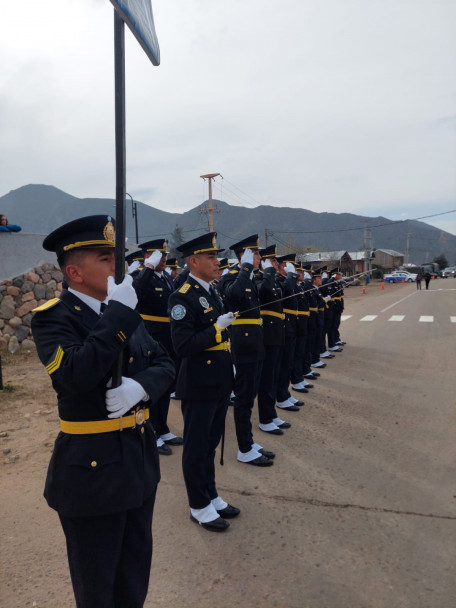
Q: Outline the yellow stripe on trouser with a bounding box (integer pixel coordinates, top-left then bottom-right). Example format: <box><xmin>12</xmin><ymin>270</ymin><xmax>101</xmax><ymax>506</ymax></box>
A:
<box><xmin>309</xmin><ymin>307</ymin><xmax>317</xmax><ymax>312</ymax></box>
<box><xmin>140</xmin><ymin>314</ymin><xmax>170</xmax><ymax>323</ymax></box>
<box><xmin>231</xmin><ymin>318</ymin><xmax>263</xmax><ymax>325</ymax></box>
<box><xmin>260</xmin><ymin>310</ymin><xmax>285</xmax><ymax>320</ymax></box>
<box><xmin>297</xmin><ymin>310</ymin><xmax>310</xmax><ymax>316</ymax></box>
<box><xmin>205</xmin><ymin>342</ymin><xmax>231</xmax><ymax>351</ymax></box>
<box><xmin>60</xmin><ymin>409</ymin><xmax>149</xmax><ymax>434</ymax></box>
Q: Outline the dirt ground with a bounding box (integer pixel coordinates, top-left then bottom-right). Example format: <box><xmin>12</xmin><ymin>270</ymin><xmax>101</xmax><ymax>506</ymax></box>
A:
<box><xmin>1</xmin><ymin>283</ymin><xmax>455</xmax><ymax>608</ymax></box>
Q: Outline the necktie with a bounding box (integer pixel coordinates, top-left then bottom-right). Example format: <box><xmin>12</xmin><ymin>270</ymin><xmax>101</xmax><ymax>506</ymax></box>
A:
<box><xmin>100</xmin><ymin>302</ymin><xmax>107</xmax><ymax>316</ymax></box>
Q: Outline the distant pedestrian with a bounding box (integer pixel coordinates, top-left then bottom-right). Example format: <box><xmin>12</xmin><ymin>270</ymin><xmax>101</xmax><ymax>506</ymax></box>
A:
<box><xmin>424</xmin><ymin>271</ymin><xmax>431</xmax><ymax>290</ymax></box>
<box><xmin>0</xmin><ymin>214</ymin><xmax>21</xmax><ymax>232</ymax></box>
<box><xmin>416</xmin><ymin>274</ymin><xmax>422</xmax><ymax>290</ymax></box>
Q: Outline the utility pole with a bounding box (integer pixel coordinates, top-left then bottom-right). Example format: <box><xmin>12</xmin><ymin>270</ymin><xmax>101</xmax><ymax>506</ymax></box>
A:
<box><xmin>126</xmin><ymin>192</ymin><xmax>139</xmax><ymax>244</ymax></box>
<box><xmin>264</xmin><ymin>228</ymin><xmax>269</xmax><ymax>247</ymax></box>
<box><xmin>363</xmin><ymin>220</ymin><xmax>373</xmax><ymax>274</ymax></box>
<box><xmin>200</xmin><ymin>173</ymin><xmax>220</xmax><ymax>232</ymax></box>
<box><xmin>405</xmin><ymin>232</ymin><xmax>410</xmax><ymax>265</ymax></box>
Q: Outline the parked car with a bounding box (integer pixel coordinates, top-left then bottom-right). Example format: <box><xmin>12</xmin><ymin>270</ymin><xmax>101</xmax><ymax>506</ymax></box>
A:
<box><xmin>383</xmin><ymin>271</ymin><xmax>417</xmax><ymax>283</ymax></box>
<box><xmin>441</xmin><ymin>267</ymin><xmax>456</xmax><ymax>278</ymax></box>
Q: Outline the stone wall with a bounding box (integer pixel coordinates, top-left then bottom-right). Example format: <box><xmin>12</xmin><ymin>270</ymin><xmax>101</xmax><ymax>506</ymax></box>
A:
<box><xmin>0</xmin><ymin>263</ymin><xmax>63</xmax><ymax>353</ymax></box>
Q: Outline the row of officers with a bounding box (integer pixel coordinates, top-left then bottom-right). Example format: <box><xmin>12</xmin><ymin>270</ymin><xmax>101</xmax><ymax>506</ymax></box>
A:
<box><xmin>128</xmin><ymin>231</ymin><xmax>346</xmax><ymax>531</ymax></box>
<box><xmin>31</xmin><ymin>216</ymin><xmax>347</xmax><ymax>606</ymax></box>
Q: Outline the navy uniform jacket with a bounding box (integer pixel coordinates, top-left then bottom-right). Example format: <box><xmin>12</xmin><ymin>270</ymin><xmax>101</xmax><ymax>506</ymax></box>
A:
<box><xmin>275</xmin><ymin>272</ymin><xmax>298</xmax><ymax>338</ymax></box>
<box><xmin>168</xmin><ymin>277</ymin><xmax>233</xmax><ymax>400</ymax></box>
<box><xmin>218</xmin><ymin>264</ymin><xmax>265</xmax><ymax>364</ymax></box>
<box><xmin>133</xmin><ymin>267</ymin><xmax>175</xmax><ymax>354</ymax></box>
<box><xmin>296</xmin><ymin>281</ymin><xmax>310</xmax><ymax>335</ymax></box>
<box><xmin>256</xmin><ymin>267</ymin><xmax>285</xmax><ymax>346</ymax></box>
<box><xmin>31</xmin><ymin>290</ymin><xmax>175</xmax><ymax>518</ymax></box>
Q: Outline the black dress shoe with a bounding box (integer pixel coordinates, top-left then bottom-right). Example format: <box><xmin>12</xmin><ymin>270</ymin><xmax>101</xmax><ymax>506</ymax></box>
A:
<box><xmin>259</xmin><ymin>448</ymin><xmax>275</xmax><ymax>459</ymax></box>
<box><xmin>292</xmin><ymin>387</ymin><xmax>308</xmax><ymax>393</ymax></box>
<box><xmin>157</xmin><ymin>444</ymin><xmax>172</xmax><ymax>456</ymax></box>
<box><xmin>293</xmin><ymin>400</ymin><xmax>305</xmax><ymax>406</ymax></box>
<box><xmin>302</xmin><ymin>383</ymin><xmax>314</xmax><ymax>389</ymax></box>
<box><xmin>246</xmin><ymin>455</ymin><xmax>274</xmax><ymax>466</ymax></box>
<box><xmin>306</xmin><ymin>371</ymin><xmax>320</xmax><ymax>377</ymax></box>
<box><xmin>261</xmin><ymin>427</ymin><xmax>284</xmax><ymax>435</ymax></box>
<box><xmin>164</xmin><ymin>436</ymin><xmax>184</xmax><ymax>446</ymax></box>
<box><xmin>277</xmin><ymin>421</ymin><xmax>291</xmax><ymax>429</ymax></box>
<box><xmin>282</xmin><ymin>404</ymin><xmax>300</xmax><ymax>411</ymax></box>
<box><xmin>216</xmin><ymin>504</ymin><xmax>240</xmax><ymax>519</ymax></box>
<box><xmin>190</xmin><ymin>515</ymin><xmax>229</xmax><ymax>532</ymax></box>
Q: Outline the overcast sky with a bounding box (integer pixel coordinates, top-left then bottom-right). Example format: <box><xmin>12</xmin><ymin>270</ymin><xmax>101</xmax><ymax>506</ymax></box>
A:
<box><xmin>1</xmin><ymin>0</ymin><xmax>455</xmax><ymax>234</ymax></box>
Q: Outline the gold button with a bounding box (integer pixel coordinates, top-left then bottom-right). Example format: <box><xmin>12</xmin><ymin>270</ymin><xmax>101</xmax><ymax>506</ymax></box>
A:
<box><xmin>245</xmin><ymin>332</ymin><xmax>249</xmax><ymax>336</ymax></box>
<box><xmin>141</xmin><ymin>427</ymin><xmax>145</xmax><ymax>434</ymax></box>
<box><xmin>129</xmin><ymin>356</ymin><xmax>134</xmax><ymax>363</ymax></box>
<box><xmin>207</xmin><ymin>360</ymin><xmax>212</xmax><ymax>364</ymax></box>
<box><xmin>91</xmin><ymin>461</ymin><xmax>97</xmax><ymax>468</ymax></box>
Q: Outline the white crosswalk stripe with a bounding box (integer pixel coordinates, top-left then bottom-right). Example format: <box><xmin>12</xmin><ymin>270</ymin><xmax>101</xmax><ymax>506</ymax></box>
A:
<box><xmin>360</xmin><ymin>315</ymin><xmax>378</xmax><ymax>322</ymax></box>
<box><xmin>451</xmin><ymin>317</ymin><xmax>456</xmax><ymax>323</ymax></box>
<box><xmin>341</xmin><ymin>315</ymin><xmax>352</xmax><ymax>321</ymax></box>
<box><xmin>388</xmin><ymin>315</ymin><xmax>405</xmax><ymax>322</ymax></box>
<box><xmin>419</xmin><ymin>316</ymin><xmax>434</xmax><ymax>322</ymax></box>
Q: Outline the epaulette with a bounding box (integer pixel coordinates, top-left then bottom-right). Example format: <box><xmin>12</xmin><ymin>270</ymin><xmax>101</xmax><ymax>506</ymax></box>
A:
<box><xmin>178</xmin><ymin>282</ymin><xmax>191</xmax><ymax>294</ymax></box>
<box><xmin>229</xmin><ymin>269</ymin><xmax>238</xmax><ymax>274</ymax></box>
<box><xmin>32</xmin><ymin>298</ymin><xmax>61</xmax><ymax>313</ymax></box>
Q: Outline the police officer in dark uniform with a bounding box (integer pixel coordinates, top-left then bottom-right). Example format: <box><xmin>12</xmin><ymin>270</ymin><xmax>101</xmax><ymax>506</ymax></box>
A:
<box><xmin>319</xmin><ymin>265</ymin><xmax>337</xmax><ymax>359</ymax></box>
<box><xmin>133</xmin><ymin>239</ymin><xmax>183</xmax><ymax>455</ymax></box>
<box><xmin>301</xmin><ymin>264</ymin><xmax>320</xmax><ymax>381</ymax></box>
<box><xmin>275</xmin><ymin>253</ymin><xmax>302</xmax><ymax>411</ymax></box>
<box><xmin>290</xmin><ymin>261</ymin><xmax>313</xmax><ymax>392</ymax></box>
<box><xmin>125</xmin><ymin>250</ymin><xmax>144</xmax><ymax>276</ymax></box>
<box><xmin>165</xmin><ymin>257</ymin><xmax>180</xmax><ymax>282</ymax></box>
<box><xmin>256</xmin><ymin>245</ymin><xmax>291</xmax><ymax>434</ymax></box>
<box><xmin>219</xmin><ymin>235</ymin><xmax>274</xmax><ymax>466</ymax></box>
<box><xmin>31</xmin><ymin>215</ymin><xmax>175</xmax><ymax>608</ymax></box>
<box><xmin>168</xmin><ymin>232</ymin><xmax>239</xmax><ymax>532</ymax></box>
<box><xmin>327</xmin><ymin>266</ymin><xmax>344</xmax><ymax>350</ymax></box>
<box><xmin>311</xmin><ymin>268</ymin><xmax>328</xmax><ymax>369</ymax></box>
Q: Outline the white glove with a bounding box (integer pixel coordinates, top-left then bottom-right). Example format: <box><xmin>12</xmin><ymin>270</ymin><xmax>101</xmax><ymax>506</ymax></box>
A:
<box><xmin>285</xmin><ymin>262</ymin><xmax>296</xmax><ymax>273</ymax></box>
<box><xmin>240</xmin><ymin>248</ymin><xmax>254</xmax><ymax>265</ymax></box>
<box><xmin>145</xmin><ymin>249</ymin><xmax>162</xmax><ymax>269</ymax></box>
<box><xmin>222</xmin><ymin>267</ymin><xmax>229</xmax><ymax>276</ymax></box>
<box><xmin>324</xmin><ymin>295</ymin><xmax>331</xmax><ymax>302</ymax></box>
<box><xmin>128</xmin><ymin>260</ymin><xmax>140</xmax><ymax>274</ymax></box>
<box><xmin>165</xmin><ymin>267</ymin><xmax>172</xmax><ymax>275</ymax></box>
<box><xmin>261</xmin><ymin>259</ymin><xmax>273</xmax><ymax>270</ymax></box>
<box><xmin>216</xmin><ymin>312</ymin><xmax>235</xmax><ymax>329</ymax></box>
<box><xmin>107</xmin><ymin>275</ymin><xmax>138</xmax><ymax>310</ymax></box>
<box><xmin>105</xmin><ymin>376</ymin><xmax>147</xmax><ymax>418</ymax></box>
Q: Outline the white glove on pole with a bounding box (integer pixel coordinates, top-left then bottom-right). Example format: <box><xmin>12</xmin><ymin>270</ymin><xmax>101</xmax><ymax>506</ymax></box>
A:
<box><xmin>216</xmin><ymin>312</ymin><xmax>236</xmax><ymax>329</ymax></box>
<box><xmin>222</xmin><ymin>267</ymin><xmax>229</xmax><ymax>276</ymax></box>
<box><xmin>261</xmin><ymin>259</ymin><xmax>273</xmax><ymax>270</ymax></box>
<box><xmin>240</xmin><ymin>248</ymin><xmax>254</xmax><ymax>265</ymax></box>
<box><xmin>165</xmin><ymin>267</ymin><xmax>172</xmax><ymax>275</ymax></box>
<box><xmin>324</xmin><ymin>295</ymin><xmax>331</xmax><ymax>302</ymax></box>
<box><xmin>107</xmin><ymin>275</ymin><xmax>138</xmax><ymax>310</ymax></box>
<box><xmin>146</xmin><ymin>250</ymin><xmax>163</xmax><ymax>269</ymax></box>
<box><xmin>285</xmin><ymin>262</ymin><xmax>296</xmax><ymax>273</ymax></box>
<box><xmin>106</xmin><ymin>376</ymin><xmax>147</xmax><ymax>418</ymax></box>
<box><xmin>128</xmin><ymin>260</ymin><xmax>141</xmax><ymax>274</ymax></box>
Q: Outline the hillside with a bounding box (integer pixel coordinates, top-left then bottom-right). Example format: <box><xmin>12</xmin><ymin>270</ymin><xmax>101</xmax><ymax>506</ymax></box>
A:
<box><xmin>1</xmin><ymin>184</ymin><xmax>455</xmax><ymax>266</ymax></box>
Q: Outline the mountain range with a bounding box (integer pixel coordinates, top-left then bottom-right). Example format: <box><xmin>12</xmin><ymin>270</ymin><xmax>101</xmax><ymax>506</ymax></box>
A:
<box><xmin>1</xmin><ymin>184</ymin><xmax>455</xmax><ymax>266</ymax></box>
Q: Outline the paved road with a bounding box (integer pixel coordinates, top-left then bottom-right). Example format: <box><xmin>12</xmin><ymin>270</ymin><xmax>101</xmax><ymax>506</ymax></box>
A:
<box><xmin>150</xmin><ymin>281</ymin><xmax>456</xmax><ymax>608</ymax></box>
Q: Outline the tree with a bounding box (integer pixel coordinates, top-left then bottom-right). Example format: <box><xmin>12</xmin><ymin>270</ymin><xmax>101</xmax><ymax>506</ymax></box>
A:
<box><xmin>433</xmin><ymin>254</ymin><xmax>448</xmax><ymax>270</ymax></box>
<box><xmin>168</xmin><ymin>224</ymin><xmax>185</xmax><ymax>265</ymax></box>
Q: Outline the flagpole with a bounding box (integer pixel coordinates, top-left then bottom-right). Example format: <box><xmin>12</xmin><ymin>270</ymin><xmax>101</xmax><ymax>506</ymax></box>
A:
<box><xmin>113</xmin><ymin>8</ymin><xmax>126</xmax><ymax>386</ymax></box>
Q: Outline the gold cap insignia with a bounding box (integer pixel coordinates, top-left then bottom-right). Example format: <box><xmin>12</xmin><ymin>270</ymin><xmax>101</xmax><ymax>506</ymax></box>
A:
<box><xmin>212</xmin><ymin>235</ymin><xmax>217</xmax><ymax>248</ymax></box>
<box><xmin>103</xmin><ymin>221</ymin><xmax>115</xmax><ymax>242</ymax></box>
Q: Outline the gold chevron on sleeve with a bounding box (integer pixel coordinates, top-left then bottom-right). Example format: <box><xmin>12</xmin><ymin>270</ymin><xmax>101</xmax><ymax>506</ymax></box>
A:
<box><xmin>46</xmin><ymin>346</ymin><xmax>64</xmax><ymax>375</ymax></box>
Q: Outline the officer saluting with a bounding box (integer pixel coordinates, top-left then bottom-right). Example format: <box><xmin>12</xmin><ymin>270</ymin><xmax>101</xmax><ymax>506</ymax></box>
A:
<box><xmin>168</xmin><ymin>232</ymin><xmax>239</xmax><ymax>532</ymax></box>
<box><xmin>31</xmin><ymin>215</ymin><xmax>175</xmax><ymax>608</ymax></box>
<box><xmin>133</xmin><ymin>239</ymin><xmax>183</xmax><ymax>455</ymax></box>
<box><xmin>219</xmin><ymin>235</ymin><xmax>274</xmax><ymax>466</ymax></box>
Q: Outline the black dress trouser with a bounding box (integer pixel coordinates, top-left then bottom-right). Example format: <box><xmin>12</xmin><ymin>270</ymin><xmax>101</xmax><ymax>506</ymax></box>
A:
<box><xmin>181</xmin><ymin>394</ymin><xmax>229</xmax><ymax>509</ymax></box>
<box><xmin>59</xmin><ymin>489</ymin><xmax>157</xmax><ymax>608</ymax></box>
<box><xmin>257</xmin><ymin>344</ymin><xmax>282</xmax><ymax>424</ymax></box>
<box><xmin>233</xmin><ymin>360</ymin><xmax>263</xmax><ymax>452</ymax></box>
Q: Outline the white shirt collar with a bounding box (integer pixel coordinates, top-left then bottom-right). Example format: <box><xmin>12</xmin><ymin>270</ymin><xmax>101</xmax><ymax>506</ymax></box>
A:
<box><xmin>189</xmin><ymin>273</ymin><xmax>211</xmax><ymax>293</ymax></box>
<box><xmin>68</xmin><ymin>287</ymin><xmax>106</xmax><ymax>315</ymax></box>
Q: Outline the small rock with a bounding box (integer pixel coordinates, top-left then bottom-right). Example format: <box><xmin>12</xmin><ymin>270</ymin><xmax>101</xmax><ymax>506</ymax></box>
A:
<box><xmin>3</xmin><ymin>448</ymin><xmax>11</xmax><ymax>455</ymax></box>
<box><xmin>34</xmin><ymin>410</ymin><xmax>42</xmax><ymax>415</ymax></box>
<box><xmin>8</xmin><ymin>454</ymin><xmax>19</xmax><ymax>463</ymax></box>
<box><xmin>0</xmin><ymin>432</ymin><xmax>8</xmax><ymax>437</ymax></box>
<box><xmin>8</xmin><ymin>335</ymin><xmax>20</xmax><ymax>354</ymax></box>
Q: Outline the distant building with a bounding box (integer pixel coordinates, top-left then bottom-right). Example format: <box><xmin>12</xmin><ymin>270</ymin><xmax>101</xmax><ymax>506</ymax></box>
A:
<box><xmin>371</xmin><ymin>248</ymin><xmax>404</xmax><ymax>271</ymax></box>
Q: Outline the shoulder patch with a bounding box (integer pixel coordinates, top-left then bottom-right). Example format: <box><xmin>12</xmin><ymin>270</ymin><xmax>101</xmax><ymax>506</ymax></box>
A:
<box><xmin>178</xmin><ymin>282</ymin><xmax>191</xmax><ymax>294</ymax></box>
<box><xmin>171</xmin><ymin>304</ymin><xmax>186</xmax><ymax>320</ymax></box>
<box><xmin>32</xmin><ymin>298</ymin><xmax>60</xmax><ymax>313</ymax></box>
